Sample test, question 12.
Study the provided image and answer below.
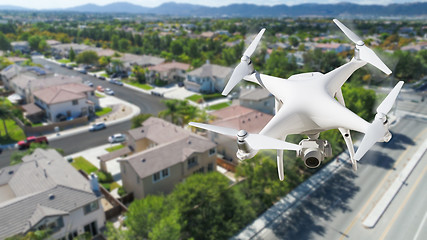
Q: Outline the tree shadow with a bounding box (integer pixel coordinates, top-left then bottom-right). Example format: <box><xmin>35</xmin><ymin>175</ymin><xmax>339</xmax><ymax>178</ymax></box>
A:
<box><xmin>267</xmin><ymin>167</ymin><xmax>359</xmax><ymax>239</ymax></box>
<box><xmin>379</xmin><ymin>131</ymin><xmax>415</xmax><ymax>150</ymax></box>
<box><xmin>358</xmin><ymin>150</ymin><xmax>396</xmax><ymax>170</ymax></box>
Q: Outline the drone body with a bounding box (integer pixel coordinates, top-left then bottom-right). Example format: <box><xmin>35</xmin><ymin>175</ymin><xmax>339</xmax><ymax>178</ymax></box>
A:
<box><xmin>190</xmin><ymin>19</ymin><xmax>404</xmax><ymax>180</ymax></box>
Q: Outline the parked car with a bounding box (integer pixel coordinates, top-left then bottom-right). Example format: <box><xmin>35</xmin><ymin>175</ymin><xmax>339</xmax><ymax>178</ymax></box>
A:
<box><xmin>109</xmin><ymin>79</ymin><xmax>123</xmax><ymax>86</ymax></box>
<box><xmin>17</xmin><ymin>136</ymin><xmax>49</xmax><ymax>150</ymax></box>
<box><xmin>105</xmin><ymin>88</ymin><xmax>114</xmax><ymax>95</ymax></box>
<box><xmin>98</xmin><ymin>76</ymin><xmax>106</xmax><ymax>80</ymax></box>
<box><xmin>108</xmin><ymin>133</ymin><xmax>126</xmax><ymax>143</ymax></box>
<box><xmin>96</xmin><ymin>86</ymin><xmax>104</xmax><ymax>92</ymax></box>
<box><xmin>89</xmin><ymin>122</ymin><xmax>106</xmax><ymax>132</ymax></box>
<box><xmin>60</xmin><ymin>63</ymin><xmax>67</xmax><ymax>67</ymax></box>
<box><xmin>83</xmin><ymin>80</ymin><xmax>93</xmax><ymax>87</ymax></box>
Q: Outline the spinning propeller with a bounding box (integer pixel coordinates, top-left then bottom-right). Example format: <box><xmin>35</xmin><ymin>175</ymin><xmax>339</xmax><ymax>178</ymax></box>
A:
<box><xmin>333</xmin><ymin>19</ymin><xmax>392</xmax><ymax>75</ymax></box>
<box><xmin>222</xmin><ymin>28</ymin><xmax>266</xmax><ymax>96</ymax></box>
<box><xmin>189</xmin><ymin>122</ymin><xmax>300</xmax><ymax>151</ymax></box>
<box><xmin>354</xmin><ymin>81</ymin><xmax>404</xmax><ymax>160</ymax></box>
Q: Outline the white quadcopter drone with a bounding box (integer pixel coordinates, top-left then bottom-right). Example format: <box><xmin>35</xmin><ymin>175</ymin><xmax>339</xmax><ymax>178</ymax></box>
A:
<box><xmin>190</xmin><ymin>19</ymin><xmax>403</xmax><ymax>181</ymax></box>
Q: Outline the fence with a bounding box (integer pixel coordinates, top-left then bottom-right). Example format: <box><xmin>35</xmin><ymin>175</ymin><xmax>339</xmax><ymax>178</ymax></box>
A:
<box><xmin>14</xmin><ymin>116</ymin><xmax>89</xmax><ymax>136</ymax></box>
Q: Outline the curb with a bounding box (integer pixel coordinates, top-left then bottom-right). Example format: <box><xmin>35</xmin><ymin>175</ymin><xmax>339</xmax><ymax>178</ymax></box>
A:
<box><xmin>362</xmin><ymin>138</ymin><xmax>427</xmax><ymax>228</ymax></box>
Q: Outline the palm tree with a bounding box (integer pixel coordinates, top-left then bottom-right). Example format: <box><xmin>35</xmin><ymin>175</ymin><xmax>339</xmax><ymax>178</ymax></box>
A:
<box><xmin>158</xmin><ymin>99</ymin><xmax>181</xmax><ymax>125</ymax></box>
<box><xmin>0</xmin><ymin>103</ymin><xmax>12</xmax><ymax>137</ymax></box>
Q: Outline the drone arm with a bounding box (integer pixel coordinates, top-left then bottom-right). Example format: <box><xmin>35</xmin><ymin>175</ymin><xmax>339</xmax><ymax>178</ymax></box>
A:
<box><xmin>324</xmin><ymin>58</ymin><xmax>366</xmax><ymax>97</ymax></box>
<box><xmin>277</xmin><ymin>149</ymin><xmax>285</xmax><ymax>181</ymax></box>
<box><xmin>275</xmin><ymin>98</ymin><xmax>283</xmax><ymax>114</ymax></box>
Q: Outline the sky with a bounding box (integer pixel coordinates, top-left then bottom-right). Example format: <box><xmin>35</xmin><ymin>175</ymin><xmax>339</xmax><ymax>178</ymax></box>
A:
<box><xmin>0</xmin><ymin>0</ymin><xmax>423</xmax><ymax>10</ymax></box>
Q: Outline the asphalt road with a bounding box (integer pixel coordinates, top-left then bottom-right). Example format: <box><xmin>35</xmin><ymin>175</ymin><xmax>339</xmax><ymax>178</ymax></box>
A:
<box><xmin>252</xmin><ymin>91</ymin><xmax>427</xmax><ymax>240</ymax></box>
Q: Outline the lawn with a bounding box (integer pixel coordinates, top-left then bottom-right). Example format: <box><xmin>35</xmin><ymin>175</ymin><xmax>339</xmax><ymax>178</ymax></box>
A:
<box><xmin>105</xmin><ymin>144</ymin><xmax>125</xmax><ymax>152</ymax></box>
<box><xmin>95</xmin><ymin>92</ymin><xmax>105</xmax><ymax>98</ymax></box>
<box><xmin>0</xmin><ymin>119</ymin><xmax>26</xmax><ymax>144</ymax></box>
<box><xmin>57</xmin><ymin>59</ymin><xmax>70</xmax><ymax>64</ymax></box>
<box><xmin>186</xmin><ymin>94</ymin><xmax>203</xmax><ymax>103</ymax></box>
<box><xmin>71</xmin><ymin>156</ymin><xmax>98</xmax><ymax>174</ymax></box>
<box><xmin>206</xmin><ymin>101</ymin><xmax>232</xmax><ymax>111</ymax></box>
<box><xmin>126</xmin><ymin>81</ymin><xmax>154</xmax><ymax>90</ymax></box>
<box><xmin>95</xmin><ymin>107</ymin><xmax>112</xmax><ymax>117</ymax></box>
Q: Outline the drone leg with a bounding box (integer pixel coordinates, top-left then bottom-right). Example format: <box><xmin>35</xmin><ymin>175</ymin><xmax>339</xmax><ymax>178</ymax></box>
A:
<box><xmin>277</xmin><ymin>150</ymin><xmax>285</xmax><ymax>181</ymax></box>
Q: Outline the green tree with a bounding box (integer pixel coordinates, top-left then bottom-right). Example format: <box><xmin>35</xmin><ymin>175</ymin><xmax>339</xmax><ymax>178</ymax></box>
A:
<box><xmin>172</xmin><ymin>172</ymin><xmax>254</xmax><ymax>240</ymax></box>
<box><xmin>131</xmin><ymin>113</ymin><xmax>152</xmax><ymax>129</ymax></box>
<box><xmin>170</xmin><ymin>40</ymin><xmax>184</xmax><ymax>56</ymax></box>
<box><xmin>69</xmin><ymin>47</ymin><xmax>76</xmax><ymax>62</ymax></box>
<box><xmin>28</xmin><ymin>35</ymin><xmax>42</xmax><ymax>51</ymax></box>
<box><xmin>0</xmin><ymin>103</ymin><xmax>12</xmax><ymax>137</ymax></box>
<box><xmin>76</xmin><ymin>50</ymin><xmax>99</xmax><ymax>65</ymax></box>
<box><xmin>289</xmin><ymin>36</ymin><xmax>299</xmax><ymax>47</ymax></box>
<box><xmin>0</xmin><ymin>32</ymin><xmax>11</xmax><ymax>51</ymax></box>
<box><xmin>118</xmin><ymin>38</ymin><xmax>130</xmax><ymax>52</ymax></box>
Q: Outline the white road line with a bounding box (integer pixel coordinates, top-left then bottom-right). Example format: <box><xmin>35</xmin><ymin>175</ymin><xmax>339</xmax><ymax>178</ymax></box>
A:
<box><xmin>413</xmin><ymin>211</ymin><xmax>427</xmax><ymax>240</ymax></box>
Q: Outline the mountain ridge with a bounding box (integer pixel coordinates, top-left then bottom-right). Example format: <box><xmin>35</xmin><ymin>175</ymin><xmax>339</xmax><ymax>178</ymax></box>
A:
<box><xmin>0</xmin><ymin>1</ymin><xmax>425</xmax><ymax>17</ymax></box>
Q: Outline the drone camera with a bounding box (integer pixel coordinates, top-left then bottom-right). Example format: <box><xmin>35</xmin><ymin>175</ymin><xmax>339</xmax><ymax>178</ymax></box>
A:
<box><xmin>297</xmin><ymin>139</ymin><xmax>332</xmax><ymax>168</ymax></box>
<box><xmin>236</xmin><ymin>140</ymin><xmax>257</xmax><ymax>161</ymax></box>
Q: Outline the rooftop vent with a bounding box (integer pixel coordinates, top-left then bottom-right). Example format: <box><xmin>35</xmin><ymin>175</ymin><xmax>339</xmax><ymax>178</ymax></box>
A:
<box><xmin>8</xmin><ymin>170</ymin><xmax>14</xmax><ymax>175</ymax></box>
<box><xmin>141</xmin><ymin>158</ymin><xmax>146</xmax><ymax>163</ymax></box>
<box><xmin>188</xmin><ymin>140</ymin><xmax>192</xmax><ymax>145</ymax></box>
<box><xmin>48</xmin><ymin>194</ymin><xmax>55</xmax><ymax>200</ymax></box>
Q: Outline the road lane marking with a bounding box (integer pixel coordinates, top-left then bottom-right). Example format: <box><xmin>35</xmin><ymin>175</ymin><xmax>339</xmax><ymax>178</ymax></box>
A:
<box><xmin>379</xmin><ymin>165</ymin><xmax>427</xmax><ymax>240</ymax></box>
<box><xmin>339</xmin><ymin>128</ymin><xmax>427</xmax><ymax>240</ymax></box>
<box><xmin>413</xmin><ymin>210</ymin><xmax>427</xmax><ymax>240</ymax></box>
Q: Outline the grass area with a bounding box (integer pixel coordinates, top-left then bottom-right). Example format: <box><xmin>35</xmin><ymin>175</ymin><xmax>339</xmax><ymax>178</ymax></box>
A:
<box><xmin>206</xmin><ymin>101</ymin><xmax>232</xmax><ymax>111</ymax></box>
<box><xmin>71</xmin><ymin>156</ymin><xmax>98</xmax><ymax>174</ymax></box>
<box><xmin>57</xmin><ymin>59</ymin><xmax>70</xmax><ymax>64</ymax></box>
<box><xmin>0</xmin><ymin>119</ymin><xmax>26</xmax><ymax>144</ymax></box>
<box><xmin>95</xmin><ymin>92</ymin><xmax>105</xmax><ymax>98</ymax></box>
<box><xmin>101</xmin><ymin>73</ymin><xmax>109</xmax><ymax>77</ymax></box>
<box><xmin>95</xmin><ymin>107</ymin><xmax>112</xmax><ymax>117</ymax></box>
<box><xmin>186</xmin><ymin>94</ymin><xmax>203</xmax><ymax>103</ymax></box>
<box><xmin>126</xmin><ymin>81</ymin><xmax>154</xmax><ymax>90</ymax></box>
<box><xmin>105</xmin><ymin>144</ymin><xmax>125</xmax><ymax>152</ymax></box>
<box><xmin>101</xmin><ymin>182</ymin><xmax>121</xmax><ymax>191</ymax></box>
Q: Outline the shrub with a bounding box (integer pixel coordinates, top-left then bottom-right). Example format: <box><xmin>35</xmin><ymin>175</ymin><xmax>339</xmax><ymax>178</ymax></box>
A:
<box><xmin>97</xmin><ymin>170</ymin><xmax>114</xmax><ymax>183</ymax></box>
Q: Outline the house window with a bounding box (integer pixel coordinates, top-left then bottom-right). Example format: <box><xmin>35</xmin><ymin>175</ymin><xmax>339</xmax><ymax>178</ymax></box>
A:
<box><xmin>72</xmin><ymin>100</ymin><xmax>78</xmax><ymax>105</ymax></box>
<box><xmin>91</xmin><ymin>91</ymin><xmax>94</xmax><ymax>96</ymax></box>
<box><xmin>153</xmin><ymin>172</ymin><xmax>161</xmax><ymax>182</ymax></box>
<box><xmin>153</xmin><ymin>168</ymin><xmax>170</xmax><ymax>183</ymax></box>
<box><xmin>83</xmin><ymin>201</ymin><xmax>99</xmax><ymax>215</ymax></box>
<box><xmin>209</xmin><ymin>148</ymin><xmax>216</xmax><ymax>156</ymax></box>
<box><xmin>84</xmin><ymin>221</ymin><xmax>98</xmax><ymax>237</ymax></box>
<box><xmin>188</xmin><ymin>156</ymin><xmax>198</xmax><ymax>169</ymax></box>
<box><xmin>194</xmin><ymin>167</ymin><xmax>204</xmax><ymax>174</ymax></box>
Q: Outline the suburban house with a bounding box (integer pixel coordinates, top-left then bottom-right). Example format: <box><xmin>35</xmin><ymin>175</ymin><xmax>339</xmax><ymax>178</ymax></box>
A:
<box><xmin>0</xmin><ymin>149</ymin><xmax>105</xmax><ymax>240</ymax></box>
<box><xmin>50</xmin><ymin>43</ymin><xmax>91</xmax><ymax>58</ymax></box>
<box><xmin>314</xmin><ymin>43</ymin><xmax>351</xmax><ymax>53</ymax></box>
<box><xmin>3</xmin><ymin>69</ymin><xmax>82</xmax><ymax>104</ymax></box>
<box><xmin>119</xmin><ymin>117</ymin><xmax>217</xmax><ymax>199</ymax></box>
<box><xmin>11</xmin><ymin>41</ymin><xmax>30</xmax><ymax>53</ymax></box>
<box><xmin>111</xmin><ymin>53</ymin><xmax>165</xmax><ymax>74</ymax></box>
<box><xmin>32</xmin><ymin>83</ymin><xmax>99</xmax><ymax>122</ymax></box>
<box><xmin>146</xmin><ymin>61</ymin><xmax>190</xmax><ymax>85</ymax></box>
<box><xmin>208</xmin><ymin>105</ymin><xmax>273</xmax><ymax>164</ymax></box>
<box><xmin>239</xmin><ymin>87</ymin><xmax>275</xmax><ymax>115</ymax></box>
<box><xmin>184</xmin><ymin>61</ymin><xmax>233</xmax><ymax>93</ymax></box>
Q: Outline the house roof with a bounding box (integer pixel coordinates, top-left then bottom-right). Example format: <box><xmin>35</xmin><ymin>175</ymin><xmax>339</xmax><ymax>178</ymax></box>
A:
<box><xmin>148</xmin><ymin>61</ymin><xmax>190</xmax><ymax>73</ymax></box>
<box><xmin>21</xmin><ymin>103</ymin><xmax>43</xmax><ymax>116</ymax></box>
<box><xmin>1</xmin><ymin>64</ymin><xmax>23</xmax><ymax>80</ymax></box>
<box><xmin>122</xmin><ymin>117</ymin><xmax>215</xmax><ymax>179</ymax></box>
<box><xmin>11</xmin><ymin>74</ymin><xmax>81</xmax><ymax>92</ymax></box>
<box><xmin>239</xmin><ymin>88</ymin><xmax>272</xmax><ymax>101</ymax></box>
<box><xmin>52</xmin><ymin>43</ymin><xmax>90</xmax><ymax>52</ymax></box>
<box><xmin>211</xmin><ymin>105</ymin><xmax>273</xmax><ymax>134</ymax></box>
<box><xmin>32</xmin><ymin>83</ymin><xmax>93</xmax><ymax>105</ymax></box>
<box><xmin>0</xmin><ymin>149</ymin><xmax>97</xmax><ymax>239</ymax></box>
<box><xmin>187</xmin><ymin>62</ymin><xmax>232</xmax><ymax>79</ymax></box>
<box><xmin>117</xmin><ymin>53</ymin><xmax>165</xmax><ymax>67</ymax></box>
<box><xmin>210</xmin><ymin>105</ymin><xmax>255</xmax><ymax>120</ymax></box>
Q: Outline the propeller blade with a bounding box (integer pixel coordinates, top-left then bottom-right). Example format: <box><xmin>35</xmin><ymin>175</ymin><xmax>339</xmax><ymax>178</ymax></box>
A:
<box><xmin>354</xmin><ymin>119</ymin><xmax>386</xmax><ymax>160</ymax></box>
<box><xmin>333</xmin><ymin>19</ymin><xmax>363</xmax><ymax>44</ymax></box>
<box><xmin>222</xmin><ymin>62</ymin><xmax>252</xmax><ymax>96</ymax></box>
<box><xmin>243</xmin><ymin>28</ymin><xmax>266</xmax><ymax>57</ymax></box>
<box><xmin>376</xmin><ymin>81</ymin><xmax>404</xmax><ymax>115</ymax></box>
<box><xmin>358</xmin><ymin>45</ymin><xmax>392</xmax><ymax>75</ymax></box>
<box><xmin>245</xmin><ymin>134</ymin><xmax>301</xmax><ymax>151</ymax></box>
<box><xmin>189</xmin><ymin>122</ymin><xmax>237</xmax><ymax>137</ymax></box>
